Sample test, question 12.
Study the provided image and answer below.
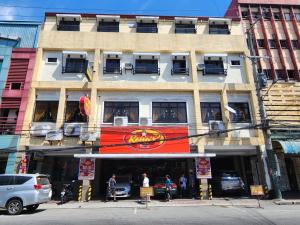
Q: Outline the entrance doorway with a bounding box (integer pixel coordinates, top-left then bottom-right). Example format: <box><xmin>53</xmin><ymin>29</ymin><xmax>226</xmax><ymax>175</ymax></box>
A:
<box><xmin>0</xmin><ymin>155</ymin><xmax>8</xmax><ymax>174</ymax></box>
<box><xmin>285</xmin><ymin>157</ymin><xmax>299</xmax><ymax>191</ymax></box>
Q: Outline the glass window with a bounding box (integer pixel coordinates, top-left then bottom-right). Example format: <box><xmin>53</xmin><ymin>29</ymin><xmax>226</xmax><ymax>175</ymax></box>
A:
<box><xmin>280</xmin><ymin>40</ymin><xmax>288</xmax><ymax>48</ymax></box>
<box><xmin>241</xmin><ymin>11</ymin><xmax>248</xmax><ymax>19</ymax></box>
<box><xmin>262</xmin><ymin>10</ymin><xmax>271</xmax><ymax>20</ymax></box>
<box><xmin>104</xmin><ymin>58</ymin><xmax>121</xmax><ymax>74</ymax></box>
<box><xmin>231</xmin><ymin>60</ymin><xmax>241</xmax><ymax>66</ymax></box>
<box><xmin>64</xmin><ymin>58</ymin><xmax>87</xmax><ymax>73</ymax></box>
<box><xmin>269</xmin><ymin>39</ymin><xmax>277</xmax><ymax>48</ymax></box>
<box><xmin>57</xmin><ymin>20</ymin><xmax>80</xmax><ymax>31</ymax></box>
<box><xmin>65</xmin><ymin>101</ymin><xmax>87</xmax><ymax>123</ymax></box>
<box><xmin>263</xmin><ymin>69</ymin><xmax>273</xmax><ymax>80</ymax></box>
<box><xmin>172</xmin><ymin>60</ymin><xmax>188</xmax><ymax>74</ymax></box>
<box><xmin>0</xmin><ymin>59</ymin><xmax>3</xmax><ymax>72</ymax></box>
<box><xmin>228</xmin><ymin>102</ymin><xmax>251</xmax><ymax>123</ymax></box>
<box><xmin>103</xmin><ymin>101</ymin><xmax>139</xmax><ymax>123</ymax></box>
<box><xmin>47</xmin><ymin>57</ymin><xmax>57</xmax><ymax>63</ymax></box>
<box><xmin>287</xmin><ymin>70</ymin><xmax>295</xmax><ymax>80</ymax></box>
<box><xmin>296</xmin><ymin>13</ymin><xmax>300</xmax><ymax>21</ymax></box>
<box><xmin>284</xmin><ymin>13</ymin><xmax>291</xmax><ymax>21</ymax></box>
<box><xmin>175</xmin><ymin>24</ymin><xmax>196</xmax><ymax>34</ymax></box>
<box><xmin>134</xmin><ymin>59</ymin><xmax>159</xmax><ymax>74</ymax></box>
<box><xmin>292</xmin><ymin>40</ymin><xmax>299</xmax><ymax>49</ymax></box>
<box><xmin>209</xmin><ymin>24</ymin><xmax>230</xmax><ymax>35</ymax></box>
<box><xmin>204</xmin><ymin>60</ymin><xmax>226</xmax><ymax>75</ymax></box>
<box><xmin>14</xmin><ymin>176</ymin><xmax>32</xmax><ymax>185</ymax></box>
<box><xmin>136</xmin><ymin>23</ymin><xmax>158</xmax><ymax>33</ymax></box>
<box><xmin>33</xmin><ymin>101</ymin><xmax>59</xmax><ymax>122</ymax></box>
<box><xmin>37</xmin><ymin>176</ymin><xmax>50</xmax><ymax>185</ymax></box>
<box><xmin>273</xmin><ymin>12</ymin><xmax>281</xmax><ymax>20</ymax></box>
<box><xmin>252</xmin><ymin>12</ymin><xmax>260</xmax><ymax>19</ymax></box>
<box><xmin>200</xmin><ymin>102</ymin><xmax>222</xmax><ymax>123</ymax></box>
<box><xmin>0</xmin><ymin>176</ymin><xmax>14</xmax><ymax>186</ymax></box>
<box><xmin>98</xmin><ymin>21</ymin><xmax>119</xmax><ymax>32</ymax></box>
<box><xmin>257</xmin><ymin>39</ymin><xmax>265</xmax><ymax>48</ymax></box>
<box><xmin>276</xmin><ymin>69</ymin><xmax>285</xmax><ymax>80</ymax></box>
<box><xmin>152</xmin><ymin>102</ymin><xmax>187</xmax><ymax>123</ymax></box>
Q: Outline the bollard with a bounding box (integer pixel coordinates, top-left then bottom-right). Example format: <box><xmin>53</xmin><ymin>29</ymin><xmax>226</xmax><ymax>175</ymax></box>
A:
<box><xmin>78</xmin><ymin>185</ymin><xmax>83</xmax><ymax>202</ymax></box>
<box><xmin>264</xmin><ymin>185</ymin><xmax>269</xmax><ymax>199</ymax></box>
<box><xmin>87</xmin><ymin>186</ymin><xmax>92</xmax><ymax>201</ymax></box>
<box><xmin>199</xmin><ymin>184</ymin><xmax>203</xmax><ymax>200</ymax></box>
<box><xmin>208</xmin><ymin>184</ymin><xmax>213</xmax><ymax>200</ymax></box>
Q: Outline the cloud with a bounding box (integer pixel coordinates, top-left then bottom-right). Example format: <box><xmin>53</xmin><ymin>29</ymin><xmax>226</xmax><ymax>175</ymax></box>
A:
<box><xmin>0</xmin><ymin>7</ymin><xmax>15</xmax><ymax>20</ymax></box>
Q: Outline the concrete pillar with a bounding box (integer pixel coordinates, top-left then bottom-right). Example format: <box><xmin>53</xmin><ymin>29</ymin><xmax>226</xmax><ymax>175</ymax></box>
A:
<box><xmin>221</xmin><ymin>88</ymin><xmax>230</xmax><ymax>131</ymax></box>
<box><xmin>88</xmin><ymin>88</ymin><xmax>98</xmax><ymax>131</ymax></box>
<box><xmin>190</xmin><ymin>50</ymin><xmax>199</xmax><ymax>83</ymax></box>
<box><xmin>56</xmin><ymin>88</ymin><xmax>66</xmax><ymax>129</ymax></box>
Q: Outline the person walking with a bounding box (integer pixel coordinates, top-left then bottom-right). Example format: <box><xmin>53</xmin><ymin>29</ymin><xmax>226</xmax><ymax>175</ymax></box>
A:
<box><xmin>179</xmin><ymin>174</ymin><xmax>187</xmax><ymax>198</ymax></box>
<box><xmin>165</xmin><ymin>175</ymin><xmax>172</xmax><ymax>201</ymax></box>
<box><xmin>106</xmin><ymin>174</ymin><xmax>117</xmax><ymax>202</ymax></box>
<box><xmin>142</xmin><ymin>173</ymin><xmax>150</xmax><ymax>202</ymax></box>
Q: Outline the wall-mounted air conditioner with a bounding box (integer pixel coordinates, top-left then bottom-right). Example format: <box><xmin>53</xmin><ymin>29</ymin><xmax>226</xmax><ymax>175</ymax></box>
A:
<box><xmin>45</xmin><ymin>129</ymin><xmax>63</xmax><ymax>141</ymax></box>
<box><xmin>30</xmin><ymin>123</ymin><xmax>56</xmax><ymax>137</ymax></box>
<box><xmin>209</xmin><ymin>120</ymin><xmax>225</xmax><ymax>134</ymax></box>
<box><xmin>64</xmin><ymin>123</ymin><xmax>86</xmax><ymax>136</ymax></box>
<box><xmin>80</xmin><ymin>130</ymin><xmax>97</xmax><ymax>142</ymax></box>
<box><xmin>114</xmin><ymin>116</ymin><xmax>128</xmax><ymax>126</ymax></box>
<box><xmin>139</xmin><ymin>117</ymin><xmax>152</xmax><ymax>126</ymax></box>
<box><xmin>197</xmin><ymin>64</ymin><xmax>205</xmax><ymax>71</ymax></box>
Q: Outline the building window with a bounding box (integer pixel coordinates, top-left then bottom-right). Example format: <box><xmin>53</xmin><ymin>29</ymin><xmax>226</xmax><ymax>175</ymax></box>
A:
<box><xmin>231</xmin><ymin>60</ymin><xmax>241</xmax><ymax>66</ymax></box>
<box><xmin>252</xmin><ymin>12</ymin><xmax>260</xmax><ymax>19</ymax></box>
<box><xmin>291</xmin><ymin>40</ymin><xmax>299</xmax><ymax>49</ymax></box>
<box><xmin>273</xmin><ymin>12</ymin><xmax>281</xmax><ymax>20</ymax></box>
<box><xmin>103</xmin><ymin>58</ymin><xmax>121</xmax><ymax>74</ymax></box>
<box><xmin>228</xmin><ymin>102</ymin><xmax>251</xmax><ymax>123</ymax></box>
<box><xmin>276</xmin><ymin>69</ymin><xmax>285</xmax><ymax>80</ymax></box>
<box><xmin>296</xmin><ymin>13</ymin><xmax>300</xmax><ymax>21</ymax></box>
<box><xmin>33</xmin><ymin>101</ymin><xmax>59</xmax><ymax>122</ymax></box>
<box><xmin>280</xmin><ymin>40</ymin><xmax>288</xmax><ymax>49</ymax></box>
<box><xmin>0</xmin><ymin>108</ymin><xmax>18</xmax><ymax>134</ymax></box>
<box><xmin>152</xmin><ymin>102</ymin><xmax>187</xmax><ymax>123</ymax></box>
<box><xmin>172</xmin><ymin>59</ymin><xmax>189</xmax><ymax>75</ymax></box>
<box><xmin>284</xmin><ymin>13</ymin><xmax>291</xmax><ymax>21</ymax></box>
<box><xmin>134</xmin><ymin>59</ymin><xmax>159</xmax><ymax>74</ymax></box>
<box><xmin>57</xmin><ymin>20</ymin><xmax>80</xmax><ymax>31</ymax></box>
<box><xmin>65</xmin><ymin>101</ymin><xmax>87</xmax><ymax>123</ymax></box>
<box><xmin>175</xmin><ymin>24</ymin><xmax>196</xmax><ymax>34</ymax></box>
<box><xmin>269</xmin><ymin>39</ymin><xmax>277</xmax><ymax>49</ymax></box>
<box><xmin>200</xmin><ymin>102</ymin><xmax>222</xmax><ymax>123</ymax></box>
<box><xmin>262</xmin><ymin>10</ymin><xmax>271</xmax><ymax>20</ymax></box>
<box><xmin>209</xmin><ymin>24</ymin><xmax>230</xmax><ymax>35</ymax></box>
<box><xmin>136</xmin><ymin>22</ymin><xmax>158</xmax><ymax>33</ymax></box>
<box><xmin>263</xmin><ymin>69</ymin><xmax>272</xmax><ymax>80</ymax></box>
<box><xmin>203</xmin><ymin>59</ymin><xmax>226</xmax><ymax>75</ymax></box>
<box><xmin>47</xmin><ymin>57</ymin><xmax>57</xmax><ymax>63</ymax></box>
<box><xmin>241</xmin><ymin>11</ymin><xmax>248</xmax><ymax>19</ymax></box>
<box><xmin>10</xmin><ymin>83</ymin><xmax>22</xmax><ymax>90</ymax></box>
<box><xmin>287</xmin><ymin>70</ymin><xmax>295</xmax><ymax>80</ymax></box>
<box><xmin>63</xmin><ymin>58</ymin><xmax>87</xmax><ymax>73</ymax></box>
<box><xmin>103</xmin><ymin>101</ymin><xmax>139</xmax><ymax>123</ymax></box>
<box><xmin>257</xmin><ymin>39</ymin><xmax>265</xmax><ymax>48</ymax></box>
<box><xmin>97</xmin><ymin>21</ymin><xmax>119</xmax><ymax>32</ymax></box>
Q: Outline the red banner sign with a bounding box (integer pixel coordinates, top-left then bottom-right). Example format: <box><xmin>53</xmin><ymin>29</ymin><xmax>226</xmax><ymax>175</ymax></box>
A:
<box><xmin>100</xmin><ymin>126</ymin><xmax>189</xmax><ymax>154</ymax></box>
<box><xmin>79</xmin><ymin>95</ymin><xmax>91</xmax><ymax>117</ymax></box>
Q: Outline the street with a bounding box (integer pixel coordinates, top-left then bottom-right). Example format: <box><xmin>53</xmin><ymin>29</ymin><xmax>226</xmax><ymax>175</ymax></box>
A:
<box><xmin>1</xmin><ymin>203</ymin><xmax>300</xmax><ymax>225</ymax></box>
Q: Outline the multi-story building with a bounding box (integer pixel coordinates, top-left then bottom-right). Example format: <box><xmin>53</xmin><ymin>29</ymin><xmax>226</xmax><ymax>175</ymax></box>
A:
<box><xmin>18</xmin><ymin>12</ymin><xmax>266</xmax><ymax>198</ymax></box>
<box><xmin>0</xmin><ymin>21</ymin><xmax>40</xmax><ymax>174</ymax></box>
<box><xmin>226</xmin><ymin>0</ymin><xmax>300</xmax><ymax>192</ymax></box>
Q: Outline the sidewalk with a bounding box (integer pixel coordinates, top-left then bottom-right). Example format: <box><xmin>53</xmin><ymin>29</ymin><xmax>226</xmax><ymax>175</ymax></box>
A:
<box><xmin>40</xmin><ymin>198</ymin><xmax>272</xmax><ymax>209</ymax></box>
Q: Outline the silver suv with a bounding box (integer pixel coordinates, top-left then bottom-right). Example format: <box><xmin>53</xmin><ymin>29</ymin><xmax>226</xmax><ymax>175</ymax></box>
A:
<box><xmin>0</xmin><ymin>174</ymin><xmax>52</xmax><ymax>215</ymax></box>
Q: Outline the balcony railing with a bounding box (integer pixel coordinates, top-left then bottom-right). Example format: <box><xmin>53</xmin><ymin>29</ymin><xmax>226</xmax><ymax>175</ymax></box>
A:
<box><xmin>175</xmin><ymin>27</ymin><xmax>196</xmax><ymax>34</ymax></box>
<box><xmin>136</xmin><ymin>26</ymin><xmax>158</xmax><ymax>33</ymax></box>
<box><xmin>133</xmin><ymin>67</ymin><xmax>160</xmax><ymax>75</ymax></box>
<box><xmin>57</xmin><ymin>24</ymin><xmax>80</xmax><ymax>31</ymax></box>
<box><xmin>171</xmin><ymin>68</ymin><xmax>189</xmax><ymax>75</ymax></box>
<box><xmin>103</xmin><ymin>67</ymin><xmax>122</xmax><ymax>75</ymax></box>
<box><xmin>209</xmin><ymin>28</ymin><xmax>230</xmax><ymax>35</ymax></box>
<box><xmin>203</xmin><ymin>67</ymin><xmax>227</xmax><ymax>75</ymax></box>
<box><xmin>0</xmin><ymin>117</ymin><xmax>17</xmax><ymax>135</ymax></box>
<box><xmin>97</xmin><ymin>26</ymin><xmax>119</xmax><ymax>32</ymax></box>
<box><xmin>62</xmin><ymin>60</ymin><xmax>88</xmax><ymax>74</ymax></box>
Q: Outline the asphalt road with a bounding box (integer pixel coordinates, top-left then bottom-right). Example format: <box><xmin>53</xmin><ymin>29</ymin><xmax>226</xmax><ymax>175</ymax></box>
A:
<box><xmin>1</xmin><ymin>204</ymin><xmax>300</xmax><ymax>225</ymax></box>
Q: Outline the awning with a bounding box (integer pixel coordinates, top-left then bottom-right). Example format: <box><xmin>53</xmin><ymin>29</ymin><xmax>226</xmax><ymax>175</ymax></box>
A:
<box><xmin>96</xmin><ymin>15</ymin><xmax>120</xmax><ymax>22</ymax></box>
<box><xmin>208</xmin><ymin>18</ymin><xmax>231</xmax><ymax>25</ymax></box>
<box><xmin>62</xmin><ymin>51</ymin><xmax>87</xmax><ymax>58</ymax></box>
<box><xmin>136</xmin><ymin>16</ymin><xmax>159</xmax><ymax>23</ymax></box>
<box><xmin>103</xmin><ymin>51</ymin><xmax>122</xmax><ymax>56</ymax></box>
<box><xmin>204</xmin><ymin>53</ymin><xmax>228</xmax><ymax>58</ymax></box>
<box><xmin>273</xmin><ymin>140</ymin><xmax>300</xmax><ymax>155</ymax></box>
<box><xmin>74</xmin><ymin>153</ymin><xmax>216</xmax><ymax>159</ymax></box>
<box><xmin>172</xmin><ymin>52</ymin><xmax>190</xmax><ymax>56</ymax></box>
<box><xmin>133</xmin><ymin>52</ymin><xmax>160</xmax><ymax>59</ymax></box>
<box><xmin>56</xmin><ymin>14</ymin><xmax>81</xmax><ymax>20</ymax></box>
<box><xmin>174</xmin><ymin>17</ymin><xmax>198</xmax><ymax>24</ymax></box>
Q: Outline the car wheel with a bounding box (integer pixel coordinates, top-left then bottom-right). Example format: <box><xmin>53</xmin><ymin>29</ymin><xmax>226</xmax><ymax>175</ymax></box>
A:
<box><xmin>6</xmin><ymin>199</ymin><xmax>23</xmax><ymax>215</ymax></box>
<box><xmin>26</xmin><ymin>204</ymin><xmax>39</xmax><ymax>212</ymax></box>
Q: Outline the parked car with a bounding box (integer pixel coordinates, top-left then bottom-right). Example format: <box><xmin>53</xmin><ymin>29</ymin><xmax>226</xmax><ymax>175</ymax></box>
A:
<box><xmin>107</xmin><ymin>176</ymin><xmax>131</xmax><ymax>198</ymax></box>
<box><xmin>212</xmin><ymin>171</ymin><xmax>245</xmax><ymax>195</ymax></box>
<box><xmin>153</xmin><ymin>177</ymin><xmax>177</xmax><ymax>197</ymax></box>
<box><xmin>0</xmin><ymin>174</ymin><xmax>52</xmax><ymax>215</ymax></box>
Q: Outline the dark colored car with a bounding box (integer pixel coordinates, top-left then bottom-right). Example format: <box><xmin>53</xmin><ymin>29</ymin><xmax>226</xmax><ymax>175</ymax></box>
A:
<box><xmin>212</xmin><ymin>171</ymin><xmax>245</xmax><ymax>196</ymax></box>
<box><xmin>153</xmin><ymin>177</ymin><xmax>177</xmax><ymax>197</ymax></box>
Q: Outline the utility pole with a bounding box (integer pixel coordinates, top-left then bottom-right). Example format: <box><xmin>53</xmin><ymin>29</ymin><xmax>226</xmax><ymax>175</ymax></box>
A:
<box><xmin>246</xmin><ymin>16</ymin><xmax>282</xmax><ymax>199</ymax></box>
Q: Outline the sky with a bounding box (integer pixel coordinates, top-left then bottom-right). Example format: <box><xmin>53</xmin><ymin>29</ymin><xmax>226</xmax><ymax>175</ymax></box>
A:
<box><xmin>0</xmin><ymin>0</ymin><xmax>231</xmax><ymax>21</ymax></box>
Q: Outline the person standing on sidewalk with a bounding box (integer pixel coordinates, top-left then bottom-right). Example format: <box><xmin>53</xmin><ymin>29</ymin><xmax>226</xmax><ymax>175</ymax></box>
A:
<box><xmin>165</xmin><ymin>175</ymin><xmax>172</xmax><ymax>201</ymax></box>
<box><xmin>106</xmin><ymin>174</ymin><xmax>117</xmax><ymax>202</ymax></box>
<box><xmin>179</xmin><ymin>174</ymin><xmax>187</xmax><ymax>198</ymax></box>
<box><xmin>142</xmin><ymin>173</ymin><xmax>150</xmax><ymax>202</ymax></box>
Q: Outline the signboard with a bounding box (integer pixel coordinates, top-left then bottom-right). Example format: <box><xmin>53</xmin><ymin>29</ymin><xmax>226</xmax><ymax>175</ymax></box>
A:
<box><xmin>195</xmin><ymin>157</ymin><xmax>212</xmax><ymax>179</ymax></box>
<box><xmin>140</xmin><ymin>187</ymin><xmax>154</xmax><ymax>197</ymax></box>
<box><xmin>100</xmin><ymin>126</ymin><xmax>189</xmax><ymax>154</ymax></box>
<box><xmin>250</xmin><ymin>185</ymin><xmax>264</xmax><ymax>196</ymax></box>
<box><xmin>79</xmin><ymin>96</ymin><xmax>91</xmax><ymax>117</ymax></box>
<box><xmin>78</xmin><ymin>158</ymin><xmax>95</xmax><ymax>180</ymax></box>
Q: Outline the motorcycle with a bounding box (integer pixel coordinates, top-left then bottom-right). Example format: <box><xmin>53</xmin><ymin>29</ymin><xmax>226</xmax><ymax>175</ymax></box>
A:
<box><xmin>60</xmin><ymin>180</ymin><xmax>75</xmax><ymax>204</ymax></box>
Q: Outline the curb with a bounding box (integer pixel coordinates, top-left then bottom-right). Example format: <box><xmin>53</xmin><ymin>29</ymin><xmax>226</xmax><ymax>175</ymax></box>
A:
<box><xmin>274</xmin><ymin>200</ymin><xmax>300</xmax><ymax>205</ymax></box>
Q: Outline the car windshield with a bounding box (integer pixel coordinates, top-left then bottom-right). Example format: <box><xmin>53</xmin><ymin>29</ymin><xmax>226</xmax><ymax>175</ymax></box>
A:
<box><xmin>155</xmin><ymin>177</ymin><xmax>172</xmax><ymax>183</ymax></box>
<box><xmin>116</xmin><ymin>177</ymin><xmax>130</xmax><ymax>183</ymax></box>
<box><xmin>37</xmin><ymin>176</ymin><xmax>50</xmax><ymax>185</ymax></box>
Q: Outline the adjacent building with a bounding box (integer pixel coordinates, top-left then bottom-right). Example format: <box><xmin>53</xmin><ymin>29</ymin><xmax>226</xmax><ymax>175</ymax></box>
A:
<box><xmin>0</xmin><ymin>21</ymin><xmax>40</xmax><ymax>173</ymax></box>
<box><xmin>18</xmin><ymin>12</ymin><xmax>266</xmax><ymax>198</ymax></box>
<box><xmin>226</xmin><ymin>0</ymin><xmax>300</xmax><ymax>192</ymax></box>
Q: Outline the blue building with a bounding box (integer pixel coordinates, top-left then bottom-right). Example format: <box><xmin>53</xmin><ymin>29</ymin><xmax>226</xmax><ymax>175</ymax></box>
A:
<box><xmin>0</xmin><ymin>21</ymin><xmax>40</xmax><ymax>174</ymax></box>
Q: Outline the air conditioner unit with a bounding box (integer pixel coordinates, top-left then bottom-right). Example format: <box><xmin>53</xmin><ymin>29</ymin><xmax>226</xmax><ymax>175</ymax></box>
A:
<box><xmin>30</xmin><ymin>123</ymin><xmax>56</xmax><ymax>137</ymax></box>
<box><xmin>139</xmin><ymin>117</ymin><xmax>152</xmax><ymax>126</ymax></box>
<box><xmin>64</xmin><ymin>123</ymin><xmax>83</xmax><ymax>136</ymax></box>
<box><xmin>80</xmin><ymin>131</ymin><xmax>97</xmax><ymax>142</ymax></box>
<box><xmin>197</xmin><ymin>64</ymin><xmax>205</xmax><ymax>71</ymax></box>
<box><xmin>45</xmin><ymin>129</ymin><xmax>63</xmax><ymax>141</ymax></box>
<box><xmin>209</xmin><ymin>120</ymin><xmax>225</xmax><ymax>133</ymax></box>
<box><xmin>124</xmin><ymin>63</ymin><xmax>133</xmax><ymax>70</ymax></box>
<box><xmin>114</xmin><ymin>116</ymin><xmax>128</xmax><ymax>126</ymax></box>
